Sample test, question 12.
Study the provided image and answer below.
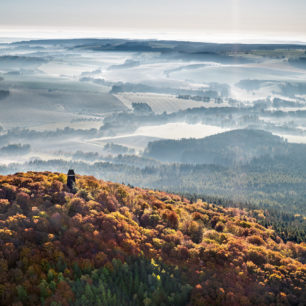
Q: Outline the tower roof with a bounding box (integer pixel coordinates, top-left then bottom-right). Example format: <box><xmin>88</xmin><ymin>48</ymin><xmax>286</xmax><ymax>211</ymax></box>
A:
<box><xmin>67</xmin><ymin>169</ymin><xmax>75</xmax><ymax>176</ymax></box>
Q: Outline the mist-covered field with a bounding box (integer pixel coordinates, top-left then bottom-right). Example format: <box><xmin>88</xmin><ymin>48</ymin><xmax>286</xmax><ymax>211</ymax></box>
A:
<box><xmin>1</xmin><ymin>39</ymin><xmax>306</xmax><ymax>153</ymax></box>
<box><xmin>1</xmin><ymin>38</ymin><xmax>306</xmax><ymax>217</ymax></box>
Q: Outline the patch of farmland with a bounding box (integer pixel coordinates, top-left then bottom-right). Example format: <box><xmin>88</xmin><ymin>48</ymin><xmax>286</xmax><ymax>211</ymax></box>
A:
<box><xmin>114</xmin><ymin>92</ymin><xmax>207</xmax><ymax>114</ymax></box>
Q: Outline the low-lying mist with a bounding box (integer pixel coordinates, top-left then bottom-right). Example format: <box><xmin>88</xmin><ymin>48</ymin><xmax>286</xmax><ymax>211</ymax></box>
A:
<box><xmin>0</xmin><ymin>38</ymin><xmax>306</xmax><ymax>214</ymax></box>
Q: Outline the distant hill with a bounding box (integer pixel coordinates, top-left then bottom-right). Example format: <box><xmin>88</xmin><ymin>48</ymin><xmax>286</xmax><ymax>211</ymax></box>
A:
<box><xmin>14</xmin><ymin>38</ymin><xmax>306</xmax><ymax>54</ymax></box>
<box><xmin>145</xmin><ymin>129</ymin><xmax>287</xmax><ymax>166</ymax></box>
<box><xmin>0</xmin><ymin>172</ymin><xmax>305</xmax><ymax>305</ymax></box>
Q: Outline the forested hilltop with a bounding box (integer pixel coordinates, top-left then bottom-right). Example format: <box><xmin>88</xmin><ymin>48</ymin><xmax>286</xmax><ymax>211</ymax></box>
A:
<box><xmin>0</xmin><ymin>172</ymin><xmax>305</xmax><ymax>305</ymax></box>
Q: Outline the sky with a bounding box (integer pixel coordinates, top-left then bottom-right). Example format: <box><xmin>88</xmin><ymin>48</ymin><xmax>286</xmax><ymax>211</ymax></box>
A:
<box><xmin>0</xmin><ymin>0</ymin><xmax>306</xmax><ymax>42</ymax></box>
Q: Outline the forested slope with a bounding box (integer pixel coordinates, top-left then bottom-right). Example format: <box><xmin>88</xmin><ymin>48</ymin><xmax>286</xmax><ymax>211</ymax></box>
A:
<box><xmin>0</xmin><ymin>172</ymin><xmax>305</xmax><ymax>305</ymax></box>
<box><xmin>145</xmin><ymin>129</ymin><xmax>289</xmax><ymax>165</ymax></box>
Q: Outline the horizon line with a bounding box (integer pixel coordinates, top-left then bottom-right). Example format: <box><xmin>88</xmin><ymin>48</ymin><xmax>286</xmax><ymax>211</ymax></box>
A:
<box><xmin>1</xmin><ymin>27</ymin><xmax>306</xmax><ymax>45</ymax></box>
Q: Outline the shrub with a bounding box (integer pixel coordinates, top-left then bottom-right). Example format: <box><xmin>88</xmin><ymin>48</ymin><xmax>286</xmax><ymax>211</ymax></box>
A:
<box><xmin>0</xmin><ymin>199</ymin><xmax>10</xmax><ymax>213</ymax></box>
<box><xmin>247</xmin><ymin>235</ymin><xmax>265</xmax><ymax>246</ymax></box>
<box><xmin>68</xmin><ymin>198</ymin><xmax>87</xmax><ymax>216</ymax></box>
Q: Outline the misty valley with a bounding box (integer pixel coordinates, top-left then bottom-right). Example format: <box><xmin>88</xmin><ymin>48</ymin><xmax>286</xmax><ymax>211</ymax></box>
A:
<box><xmin>0</xmin><ymin>39</ymin><xmax>306</xmax><ymax>243</ymax></box>
<box><xmin>0</xmin><ymin>34</ymin><xmax>306</xmax><ymax>306</ymax></box>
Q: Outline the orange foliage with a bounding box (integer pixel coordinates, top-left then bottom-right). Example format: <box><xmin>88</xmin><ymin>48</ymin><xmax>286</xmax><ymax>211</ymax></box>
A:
<box><xmin>0</xmin><ymin>171</ymin><xmax>305</xmax><ymax>305</ymax></box>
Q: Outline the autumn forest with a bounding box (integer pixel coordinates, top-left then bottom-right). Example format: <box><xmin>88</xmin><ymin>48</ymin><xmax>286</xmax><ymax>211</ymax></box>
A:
<box><xmin>0</xmin><ymin>172</ymin><xmax>305</xmax><ymax>305</ymax></box>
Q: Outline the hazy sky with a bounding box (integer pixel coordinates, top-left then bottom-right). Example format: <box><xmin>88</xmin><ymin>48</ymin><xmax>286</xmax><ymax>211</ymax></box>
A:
<box><xmin>1</xmin><ymin>0</ymin><xmax>306</xmax><ymax>42</ymax></box>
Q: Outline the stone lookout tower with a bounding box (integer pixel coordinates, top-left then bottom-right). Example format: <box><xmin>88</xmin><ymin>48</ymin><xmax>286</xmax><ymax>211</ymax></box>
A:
<box><xmin>67</xmin><ymin>169</ymin><xmax>76</xmax><ymax>190</ymax></box>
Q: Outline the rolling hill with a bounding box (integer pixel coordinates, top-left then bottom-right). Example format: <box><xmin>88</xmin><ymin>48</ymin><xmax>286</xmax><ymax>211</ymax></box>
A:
<box><xmin>144</xmin><ymin>129</ymin><xmax>288</xmax><ymax>166</ymax></box>
<box><xmin>0</xmin><ymin>172</ymin><xmax>305</xmax><ymax>305</ymax></box>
